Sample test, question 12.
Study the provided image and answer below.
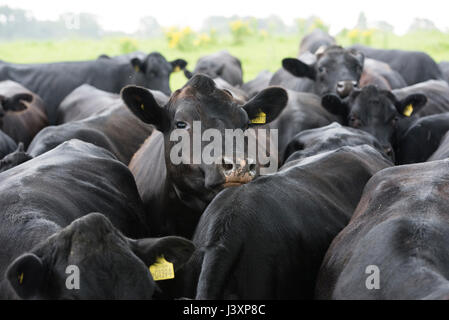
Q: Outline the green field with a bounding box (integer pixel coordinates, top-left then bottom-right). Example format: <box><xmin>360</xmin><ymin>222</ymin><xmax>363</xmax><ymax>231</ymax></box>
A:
<box><xmin>1</xmin><ymin>30</ymin><xmax>449</xmax><ymax>91</ymax></box>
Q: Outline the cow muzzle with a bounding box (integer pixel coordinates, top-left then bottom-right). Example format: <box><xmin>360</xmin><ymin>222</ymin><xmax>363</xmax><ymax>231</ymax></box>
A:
<box><xmin>221</xmin><ymin>156</ymin><xmax>257</xmax><ymax>187</ymax></box>
<box><xmin>336</xmin><ymin>80</ymin><xmax>358</xmax><ymax>98</ymax></box>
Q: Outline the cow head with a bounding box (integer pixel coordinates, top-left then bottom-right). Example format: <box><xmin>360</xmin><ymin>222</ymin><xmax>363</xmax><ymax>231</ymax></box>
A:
<box><xmin>6</xmin><ymin>213</ymin><xmax>194</xmax><ymax>299</ymax></box>
<box><xmin>130</xmin><ymin>52</ymin><xmax>188</xmax><ymax>97</ymax></box>
<box><xmin>186</xmin><ymin>60</ymin><xmax>225</xmax><ymax>80</ymax></box>
<box><xmin>0</xmin><ymin>93</ymin><xmax>31</xmax><ymax>125</ymax></box>
<box><xmin>122</xmin><ymin>74</ymin><xmax>288</xmax><ymax>211</ymax></box>
<box><xmin>321</xmin><ymin>85</ymin><xmax>427</xmax><ymax>159</ymax></box>
<box><xmin>282</xmin><ymin>45</ymin><xmax>364</xmax><ymax>97</ymax></box>
<box><xmin>283</xmin><ymin>123</ymin><xmax>386</xmax><ymax>163</ymax></box>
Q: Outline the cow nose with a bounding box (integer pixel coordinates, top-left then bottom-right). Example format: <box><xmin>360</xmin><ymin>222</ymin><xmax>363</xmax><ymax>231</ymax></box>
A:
<box><xmin>221</xmin><ymin>156</ymin><xmax>257</xmax><ymax>186</ymax></box>
<box><xmin>336</xmin><ymin>81</ymin><xmax>358</xmax><ymax>98</ymax></box>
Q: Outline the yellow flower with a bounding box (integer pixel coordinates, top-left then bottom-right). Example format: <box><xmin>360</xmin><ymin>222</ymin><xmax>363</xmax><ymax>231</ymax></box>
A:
<box><xmin>348</xmin><ymin>29</ymin><xmax>359</xmax><ymax>39</ymax></box>
<box><xmin>182</xmin><ymin>26</ymin><xmax>192</xmax><ymax>35</ymax></box>
<box><xmin>230</xmin><ymin>20</ymin><xmax>244</xmax><ymax>32</ymax></box>
<box><xmin>362</xmin><ymin>29</ymin><xmax>375</xmax><ymax>38</ymax></box>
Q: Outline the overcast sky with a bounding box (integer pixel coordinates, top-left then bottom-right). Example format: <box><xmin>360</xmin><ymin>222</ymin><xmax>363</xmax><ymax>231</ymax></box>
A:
<box><xmin>2</xmin><ymin>0</ymin><xmax>447</xmax><ymax>34</ymax></box>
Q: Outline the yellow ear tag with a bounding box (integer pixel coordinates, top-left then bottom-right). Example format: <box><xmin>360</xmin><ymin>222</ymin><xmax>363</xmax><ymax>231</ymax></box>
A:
<box><xmin>149</xmin><ymin>256</ymin><xmax>174</xmax><ymax>281</ymax></box>
<box><xmin>134</xmin><ymin>65</ymin><xmax>140</xmax><ymax>72</ymax></box>
<box><xmin>140</xmin><ymin>104</ymin><xmax>145</xmax><ymax>111</ymax></box>
<box><xmin>403</xmin><ymin>104</ymin><xmax>413</xmax><ymax>117</ymax></box>
<box><xmin>173</xmin><ymin>66</ymin><xmax>181</xmax><ymax>73</ymax></box>
<box><xmin>18</xmin><ymin>272</ymin><xmax>24</xmax><ymax>285</ymax></box>
<box><xmin>250</xmin><ymin>110</ymin><xmax>266</xmax><ymax>124</ymax></box>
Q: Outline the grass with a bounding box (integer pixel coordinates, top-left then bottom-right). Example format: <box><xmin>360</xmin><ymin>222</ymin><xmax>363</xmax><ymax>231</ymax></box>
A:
<box><xmin>1</xmin><ymin>30</ymin><xmax>449</xmax><ymax>91</ymax></box>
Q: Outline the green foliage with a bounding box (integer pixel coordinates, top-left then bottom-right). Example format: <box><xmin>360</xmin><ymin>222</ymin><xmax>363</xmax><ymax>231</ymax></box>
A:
<box><xmin>1</xmin><ymin>28</ymin><xmax>449</xmax><ymax>92</ymax></box>
<box><xmin>119</xmin><ymin>38</ymin><xmax>139</xmax><ymax>54</ymax></box>
<box><xmin>297</xmin><ymin>17</ymin><xmax>330</xmax><ymax>37</ymax></box>
<box><xmin>229</xmin><ymin>20</ymin><xmax>254</xmax><ymax>44</ymax></box>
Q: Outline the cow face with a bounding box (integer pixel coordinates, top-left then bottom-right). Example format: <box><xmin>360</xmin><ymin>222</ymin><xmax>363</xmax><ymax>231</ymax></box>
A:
<box><xmin>122</xmin><ymin>74</ymin><xmax>288</xmax><ymax>211</ymax></box>
<box><xmin>282</xmin><ymin>46</ymin><xmax>364</xmax><ymax>97</ymax></box>
<box><xmin>321</xmin><ymin>85</ymin><xmax>427</xmax><ymax>159</ymax></box>
<box><xmin>6</xmin><ymin>213</ymin><xmax>194</xmax><ymax>299</ymax></box>
<box><xmin>131</xmin><ymin>52</ymin><xmax>187</xmax><ymax>97</ymax></box>
<box><xmin>0</xmin><ymin>93</ymin><xmax>31</xmax><ymax>126</ymax></box>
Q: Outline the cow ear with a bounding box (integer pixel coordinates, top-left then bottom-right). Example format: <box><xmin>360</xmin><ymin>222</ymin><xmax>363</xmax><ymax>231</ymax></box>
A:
<box><xmin>170</xmin><ymin>59</ymin><xmax>188</xmax><ymax>73</ymax></box>
<box><xmin>121</xmin><ymin>85</ymin><xmax>170</xmax><ymax>133</ymax></box>
<box><xmin>395</xmin><ymin>94</ymin><xmax>427</xmax><ymax>117</ymax></box>
<box><xmin>243</xmin><ymin>87</ymin><xmax>288</xmax><ymax>126</ymax></box>
<box><xmin>282</xmin><ymin>58</ymin><xmax>316</xmax><ymax>80</ymax></box>
<box><xmin>131</xmin><ymin>58</ymin><xmax>146</xmax><ymax>73</ymax></box>
<box><xmin>184</xmin><ymin>69</ymin><xmax>193</xmax><ymax>79</ymax></box>
<box><xmin>130</xmin><ymin>236</ymin><xmax>195</xmax><ymax>272</ymax></box>
<box><xmin>6</xmin><ymin>253</ymin><xmax>45</xmax><ymax>299</ymax></box>
<box><xmin>321</xmin><ymin>94</ymin><xmax>350</xmax><ymax>119</ymax></box>
<box><xmin>3</xmin><ymin>93</ymin><xmax>32</xmax><ymax>112</ymax></box>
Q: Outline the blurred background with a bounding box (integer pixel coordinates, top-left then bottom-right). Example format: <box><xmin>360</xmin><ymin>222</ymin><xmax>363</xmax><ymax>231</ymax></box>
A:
<box><xmin>1</xmin><ymin>0</ymin><xmax>448</xmax><ymax>89</ymax></box>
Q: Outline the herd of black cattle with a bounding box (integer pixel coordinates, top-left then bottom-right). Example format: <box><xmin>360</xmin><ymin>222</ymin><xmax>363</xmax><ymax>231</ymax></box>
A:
<box><xmin>1</xmin><ymin>29</ymin><xmax>449</xmax><ymax>299</ymax></box>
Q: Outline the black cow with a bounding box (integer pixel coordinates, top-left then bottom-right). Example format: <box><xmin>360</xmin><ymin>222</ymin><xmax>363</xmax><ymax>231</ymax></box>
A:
<box><xmin>269</xmin><ymin>90</ymin><xmax>338</xmax><ymax>164</ymax></box>
<box><xmin>283</xmin><ymin>122</ymin><xmax>387</xmax><ymax>163</ymax></box>
<box><xmin>241</xmin><ymin>70</ymin><xmax>273</xmax><ymax>99</ymax></box>
<box><xmin>427</xmin><ymin>131</ymin><xmax>449</xmax><ymax>161</ymax></box>
<box><xmin>350</xmin><ymin>45</ymin><xmax>443</xmax><ymax>85</ymax></box>
<box><xmin>360</xmin><ymin>59</ymin><xmax>407</xmax><ymax>90</ymax></box>
<box><xmin>212</xmin><ymin>78</ymin><xmax>249</xmax><ymax>102</ymax></box>
<box><xmin>322</xmin><ymin>81</ymin><xmax>449</xmax><ymax>161</ymax></box>
<box><xmin>440</xmin><ymin>61</ymin><xmax>449</xmax><ymax>84</ymax></box>
<box><xmin>280</xmin><ymin>45</ymin><xmax>365</xmax><ymax>98</ymax></box>
<box><xmin>123</xmin><ymin>74</ymin><xmax>288</xmax><ymax>238</ymax></box>
<box><xmin>394</xmin><ymin>113</ymin><xmax>449</xmax><ymax>164</ymax></box>
<box><xmin>56</xmin><ymin>84</ymin><xmax>120</xmax><ymax>123</ymax></box>
<box><xmin>321</xmin><ymin>85</ymin><xmax>430</xmax><ymax>159</ymax></box>
<box><xmin>57</xmin><ymin>84</ymin><xmax>169</xmax><ymax>124</ymax></box>
<box><xmin>97</xmin><ymin>51</ymin><xmax>147</xmax><ymax>62</ymax></box>
<box><xmin>185</xmin><ymin>51</ymin><xmax>243</xmax><ymax>86</ymax></box>
<box><xmin>0</xmin><ymin>53</ymin><xmax>187</xmax><ymax>123</ymax></box>
<box><xmin>392</xmin><ymin>80</ymin><xmax>449</xmax><ymax>117</ymax></box>
<box><xmin>27</xmin><ymin>86</ymin><xmax>164</xmax><ymax>164</ymax></box>
<box><xmin>184</xmin><ymin>145</ymin><xmax>391</xmax><ymax>299</ymax></box>
<box><xmin>0</xmin><ymin>81</ymin><xmax>48</xmax><ymax>147</ymax></box>
<box><xmin>298</xmin><ymin>29</ymin><xmax>336</xmax><ymax>55</ymax></box>
<box><xmin>316</xmin><ymin>159</ymin><xmax>449</xmax><ymax>299</ymax></box>
<box><xmin>0</xmin><ymin>140</ymin><xmax>194</xmax><ymax>299</ymax></box>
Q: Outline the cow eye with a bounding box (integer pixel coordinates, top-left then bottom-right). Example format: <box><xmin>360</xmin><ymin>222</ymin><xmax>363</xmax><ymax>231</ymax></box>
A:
<box><xmin>318</xmin><ymin>67</ymin><xmax>326</xmax><ymax>73</ymax></box>
<box><xmin>175</xmin><ymin>121</ymin><xmax>188</xmax><ymax>129</ymax></box>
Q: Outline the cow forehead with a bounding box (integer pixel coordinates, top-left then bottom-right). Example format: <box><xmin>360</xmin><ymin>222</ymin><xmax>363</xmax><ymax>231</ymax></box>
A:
<box><xmin>352</xmin><ymin>92</ymin><xmax>397</xmax><ymax>119</ymax></box>
<box><xmin>169</xmin><ymin>85</ymin><xmax>242</xmax><ymax>118</ymax></box>
<box><xmin>146</xmin><ymin>53</ymin><xmax>170</xmax><ymax>69</ymax></box>
<box><xmin>319</xmin><ymin>53</ymin><xmax>360</xmax><ymax>69</ymax></box>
